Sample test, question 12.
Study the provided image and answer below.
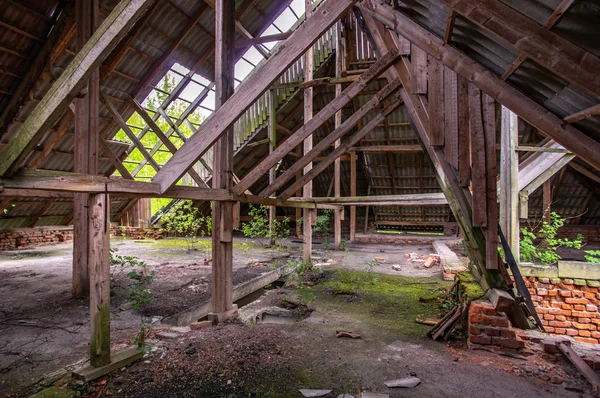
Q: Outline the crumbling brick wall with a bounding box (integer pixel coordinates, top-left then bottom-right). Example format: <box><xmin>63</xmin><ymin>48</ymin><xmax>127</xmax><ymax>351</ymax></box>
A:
<box><xmin>0</xmin><ymin>228</ymin><xmax>73</xmax><ymax>250</ymax></box>
<box><xmin>468</xmin><ymin>300</ymin><xmax>526</xmax><ymax>350</ymax></box>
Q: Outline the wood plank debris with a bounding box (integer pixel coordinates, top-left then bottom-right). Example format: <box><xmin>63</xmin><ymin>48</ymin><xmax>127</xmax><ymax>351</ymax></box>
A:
<box><xmin>557</xmin><ymin>341</ymin><xmax>600</xmax><ymax>396</ymax></box>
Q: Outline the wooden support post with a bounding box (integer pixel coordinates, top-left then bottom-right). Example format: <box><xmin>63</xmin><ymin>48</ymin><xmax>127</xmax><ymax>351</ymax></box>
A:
<box><xmin>296</xmin><ymin>145</ymin><xmax>303</xmax><ymax>239</ymax></box>
<box><xmin>303</xmin><ymin>0</ymin><xmax>314</xmax><ymax>264</ymax></box>
<box><xmin>500</xmin><ymin>106</ymin><xmax>519</xmax><ymax>259</ymax></box>
<box><xmin>211</xmin><ymin>0</ymin><xmax>235</xmax><ymax>318</ymax></box>
<box><xmin>543</xmin><ymin>180</ymin><xmax>552</xmax><ymax>224</ymax></box>
<box><xmin>469</xmin><ymin>84</ymin><xmax>487</xmax><ymax>228</ymax></box>
<box><xmin>73</xmin><ymin>0</ymin><xmax>100</xmax><ymax>299</ymax></box>
<box><xmin>483</xmin><ymin>93</ymin><xmax>498</xmax><ymax>270</ymax></box>
<box><xmin>334</xmin><ymin>21</ymin><xmax>343</xmax><ymax>249</ymax></box>
<box><xmin>88</xmin><ymin>192</ymin><xmax>110</xmax><ymax>367</ymax></box>
<box><xmin>350</xmin><ymin>151</ymin><xmax>357</xmax><ymax>242</ymax></box>
<box><xmin>428</xmin><ymin>56</ymin><xmax>444</xmax><ymax>147</ymax></box>
<box><xmin>268</xmin><ymin>90</ymin><xmax>277</xmax><ymax>246</ymax></box>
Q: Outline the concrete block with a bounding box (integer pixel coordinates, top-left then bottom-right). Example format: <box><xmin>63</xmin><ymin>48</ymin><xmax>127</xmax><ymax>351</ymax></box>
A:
<box><xmin>559</xmin><ymin>261</ymin><xmax>600</xmax><ymax>280</ymax></box>
<box><xmin>518</xmin><ymin>263</ymin><xmax>559</xmax><ymax>278</ymax></box>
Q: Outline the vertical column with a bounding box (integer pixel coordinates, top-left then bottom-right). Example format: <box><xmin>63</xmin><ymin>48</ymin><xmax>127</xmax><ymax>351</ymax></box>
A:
<box><xmin>268</xmin><ymin>90</ymin><xmax>277</xmax><ymax>246</ymax></box>
<box><xmin>211</xmin><ymin>0</ymin><xmax>235</xmax><ymax>319</ymax></box>
<box><xmin>500</xmin><ymin>106</ymin><xmax>519</xmax><ymax>258</ymax></box>
<box><xmin>350</xmin><ymin>151</ymin><xmax>357</xmax><ymax>242</ymax></box>
<box><xmin>543</xmin><ymin>180</ymin><xmax>552</xmax><ymax>224</ymax></box>
<box><xmin>302</xmin><ymin>0</ymin><xmax>314</xmax><ymax>263</ymax></box>
<box><xmin>334</xmin><ymin>20</ymin><xmax>344</xmax><ymax>249</ymax></box>
<box><xmin>88</xmin><ymin>193</ymin><xmax>110</xmax><ymax>367</ymax></box>
<box><xmin>73</xmin><ymin>0</ymin><xmax>100</xmax><ymax>298</ymax></box>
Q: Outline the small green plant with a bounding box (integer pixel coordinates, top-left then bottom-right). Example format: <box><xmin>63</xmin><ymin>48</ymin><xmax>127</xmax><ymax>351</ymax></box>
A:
<box><xmin>120</xmin><ymin>225</ymin><xmax>127</xmax><ymax>237</ymax></box>
<box><xmin>585</xmin><ymin>250</ymin><xmax>600</xmax><ymax>263</ymax></box>
<box><xmin>520</xmin><ymin>212</ymin><xmax>583</xmax><ymax>264</ymax></box>
<box><xmin>161</xmin><ymin>200</ymin><xmax>211</xmax><ymax>252</ymax></box>
<box><xmin>366</xmin><ymin>259</ymin><xmax>380</xmax><ymax>285</ymax></box>
<box><xmin>339</xmin><ymin>238</ymin><xmax>349</xmax><ymax>252</ymax></box>
<box><xmin>240</xmin><ymin>205</ymin><xmax>290</xmax><ymax>247</ymax></box>
<box><xmin>297</xmin><ymin>285</ymin><xmax>315</xmax><ymax>306</ymax></box>
<box><xmin>110</xmin><ymin>249</ymin><xmax>157</xmax><ymax>353</ymax></box>
<box><xmin>313</xmin><ymin>209</ymin><xmax>334</xmax><ymax>233</ymax></box>
<box><xmin>322</xmin><ymin>237</ymin><xmax>330</xmax><ymax>251</ymax></box>
<box><xmin>2</xmin><ymin>204</ymin><xmax>15</xmax><ymax>214</ymax></box>
<box><xmin>240</xmin><ymin>242</ymin><xmax>250</xmax><ymax>256</ymax></box>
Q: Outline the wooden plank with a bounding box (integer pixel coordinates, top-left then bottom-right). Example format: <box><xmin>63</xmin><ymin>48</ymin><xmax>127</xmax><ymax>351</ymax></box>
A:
<box><xmin>363</xmin><ymin>0</ymin><xmax>600</xmax><ymax>174</ymax></box>
<box><xmin>259</xmin><ymin>80</ymin><xmax>400</xmax><ymax>197</ymax></box>
<box><xmin>152</xmin><ymin>0</ymin><xmax>358</xmax><ymax>193</ymax></box>
<box><xmin>350</xmin><ymin>151</ymin><xmax>357</xmax><ymax>242</ymax></box>
<box><xmin>457</xmin><ymin>74</ymin><xmax>470</xmax><ymax>187</ymax></box>
<box><xmin>279</xmin><ymin>98</ymin><xmax>402</xmax><ymax>200</ymax></box>
<box><xmin>543</xmin><ymin>180</ymin><xmax>552</xmax><ymax>224</ymax></box>
<box><xmin>268</xmin><ymin>89</ymin><xmax>277</xmax><ymax>246</ymax></box>
<box><xmin>482</xmin><ymin>92</ymin><xmax>498</xmax><ymax>270</ymax></box>
<box><xmin>544</xmin><ymin>0</ymin><xmax>578</xmax><ymax>29</ymax></box>
<box><xmin>443</xmin><ymin>67</ymin><xmax>459</xmax><ymax>169</ymax></box>
<box><xmin>98</xmin><ymin>138</ymin><xmax>134</xmax><ymax>179</ymax></box>
<box><xmin>0</xmin><ymin>0</ymin><xmax>156</xmax><ymax>177</ymax></box>
<box><xmin>349</xmin><ymin>145</ymin><xmax>422</xmax><ymax>152</ymax></box>
<box><xmin>469</xmin><ymin>84</ymin><xmax>487</xmax><ymax>228</ymax></box>
<box><xmin>441</xmin><ymin>0</ymin><xmax>600</xmax><ymax>100</ymax></box>
<box><xmin>235</xmin><ymin>49</ymin><xmax>400</xmax><ymax>195</ymax></box>
<box><xmin>334</xmin><ymin>20</ymin><xmax>343</xmax><ymax>250</ymax></box>
<box><xmin>303</xmin><ymin>0</ymin><xmax>315</xmax><ymax>264</ymax></box>
<box><xmin>444</xmin><ymin>9</ymin><xmax>457</xmax><ymax>42</ymax></box>
<box><xmin>28</xmin><ymin>112</ymin><xmax>74</xmax><ymax>169</ymax></box>
<box><xmin>411</xmin><ymin>45</ymin><xmax>428</xmax><ymax>94</ymax></box>
<box><xmin>88</xmin><ymin>192</ymin><xmax>111</xmax><ymax>367</ymax></box>
<box><xmin>428</xmin><ymin>56</ymin><xmax>444</xmax><ymax>147</ymax></box>
<box><xmin>235</xmin><ymin>32</ymin><xmax>291</xmax><ymax>48</ymax></box>
<box><xmin>499</xmin><ymin>106</ymin><xmax>519</xmax><ymax>257</ymax></box>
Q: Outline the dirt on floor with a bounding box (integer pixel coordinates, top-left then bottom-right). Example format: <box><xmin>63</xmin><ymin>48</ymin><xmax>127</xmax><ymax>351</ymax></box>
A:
<box><xmin>1</xmin><ymin>236</ymin><xmax>597</xmax><ymax>397</ymax></box>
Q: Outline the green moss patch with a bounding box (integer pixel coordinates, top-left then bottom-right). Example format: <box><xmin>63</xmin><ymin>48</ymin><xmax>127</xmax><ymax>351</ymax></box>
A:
<box><xmin>315</xmin><ymin>269</ymin><xmax>453</xmax><ymax>339</ymax></box>
<box><xmin>457</xmin><ymin>271</ymin><xmax>484</xmax><ymax>300</ymax></box>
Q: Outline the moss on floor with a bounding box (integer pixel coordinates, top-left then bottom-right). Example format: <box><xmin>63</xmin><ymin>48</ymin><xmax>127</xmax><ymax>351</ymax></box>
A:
<box><xmin>457</xmin><ymin>271</ymin><xmax>485</xmax><ymax>300</ymax></box>
<box><xmin>315</xmin><ymin>269</ymin><xmax>453</xmax><ymax>339</ymax></box>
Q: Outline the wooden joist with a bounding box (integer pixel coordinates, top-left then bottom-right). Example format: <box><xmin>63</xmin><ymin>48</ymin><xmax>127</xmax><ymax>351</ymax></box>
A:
<box><xmin>0</xmin><ymin>0</ymin><xmax>157</xmax><ymax>177</ymax></box>
<box><xmin>235</xmin><ymin>49</ymin><xmax>400</xmax><ymax>195</ymax></box>
<box><xmin>152</xmin><ymin>0</ymin><xmax>358</xmax><ymax>193</ymax></box>
<box><xmin>259</xmin><ymin>79</ymin><xmax>400</xmax><ymax>198</ymax></box>
<box><xmin>349</xmin><ymin>145</ymin><xmax>423</xmax><ymax>153</ymax></box>
<box><xmin>362</xmin><ymin>0</ymin><xmax>600</xmax><ymax>173</ymax></box>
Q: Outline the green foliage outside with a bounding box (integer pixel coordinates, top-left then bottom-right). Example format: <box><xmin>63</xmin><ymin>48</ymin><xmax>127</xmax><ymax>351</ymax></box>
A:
<box><xmin>160</xmin><ymin>200</ymin><xmax>212</xmax><ymax>251</ymax></box>
<box><xmin>109</xmin><ymin>248</ymin><xmax>156</xmax><ymax>353</ymax></box>
<box><xmin>520</xmin><ymin>212</ymin><xmax>583</xmax><ymax>265</ymax></box>
<box><xmin>240</xmin><ymin>204</ymin><xmax>290</xmax><ymax>247</ymax></box>
<box><xmin>585</xmin><ymin>250</ymin><xmax>600</xmax><ymax>263</ymax></box>
<box><xmin>111</xmin><ymin>72</ymin><xmax>207</xmax><ymax>215</ymax></box>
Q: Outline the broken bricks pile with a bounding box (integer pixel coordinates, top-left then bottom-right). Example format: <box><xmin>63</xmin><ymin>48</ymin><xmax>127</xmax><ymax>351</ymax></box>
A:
<box><xmin>404</xmin><ymin>252</ymin><xmax>440</xmax><ymax>268</ymax></box>
<box><xmin>0</xmin><ymin>227</ymin><xmax>73</xmax><ymax>250</ymax></box>
<box><xmin>468</xmin><ymin>300</ymin><xmax>527</xmax><ymax>350</ymax></box>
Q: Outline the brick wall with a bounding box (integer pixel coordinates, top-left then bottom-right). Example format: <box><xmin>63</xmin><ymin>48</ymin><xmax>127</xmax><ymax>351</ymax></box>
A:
<box><xmin>0</xmin><ymin>227</ymin><xmax>73</xmax><ymax>250</ymax></box>
<box><xmin>523</xmin><ymin>276</ymin><xmax>600</xmax><ymax>344</ymax></box>
<box><xmin>468</xmin><ymin>300</ymin><xmax>526</xmax><ymax>350</ymax></box>
<box><xmin>111</xmin><ymin>226</ymin><xmax>166</xmax><ymax>239</ymax></box>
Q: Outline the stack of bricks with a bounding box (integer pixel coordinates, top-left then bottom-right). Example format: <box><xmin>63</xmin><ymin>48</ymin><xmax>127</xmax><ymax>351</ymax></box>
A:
<box><xmin>468</xmin><ymin>300</ymin><xmax>526</xmax><ymax>350</ymax></box>
<box><xmin>0</xmin><ymin>229</ymin><xmax>73</xmax><ymax>250</ymax></box>
<box><xmin>523</xmin><ymin>276</ymin><xmax>600</xmax><ymax>344</ymax></box>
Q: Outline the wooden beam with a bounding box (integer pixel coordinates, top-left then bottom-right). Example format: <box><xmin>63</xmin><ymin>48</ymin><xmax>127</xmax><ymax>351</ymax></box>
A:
<box><xmin>350</xmin><ymin>150</ymin><xmax>357</xmax><ymax>242</ymax></box>
<box><xmin>469</xmin><ymin>84</ymin><xmax>487</xmax><ymax>227</ymax></box>
<box><xmin>519</xmin><ymin>140</ymin><xmax>574</xmax><ymax>194</ymax></box>
<box><xmin>441</xmin><ymin>0</ymin><xmax>600</xmax><ymax>100</ymax></box>
<box><xmin>428</xmin><ymin>56</ymin><xmax>444</xmax><ymax>147</ymax></box>
<box><xmin>557</xmin><ymin>341</ymin><xmax>600</xmax><ymax>396</ymax></box>
<box><xmin>152</xmin><ymin>0</ymin><xmax>358</xmax><ymax>193</ymax></box>
<box><xmin>483</xmin><ymin>92</ymin><xmax>498</xmax><ymax>270</ymax></box>
<box><xmin>569</xmin><ymin>162</ymin><xmax>600</xmax><ymax>185</ymax></box>
<box><xmin>289</xmin><ymin>192</ymin><xmax>447</xmax><ymax>205</ymax></box>
<box><xmin>0</xmin><ymin>0</ymin><xmax>157</xmax><ymax>177</ymax></box>
<box><xmin>362</xmin><ymin>1</ymin><xmax>600</xmax><ymax>172</ymax></box>
<box><xmin>235</xmin><ymin>32</ymin><xmax>291</xmax><ymax>48</ymax></box>
<box><xmin>444</xmin><ymin>67</ymin><xmax>459</xmax><ymax>169</ymax></box>
<box><xmin>499</xmin><ymin>106</ymin><xmax>519</xmax><ymax>258</ymax></box>
<box><xmin>259</xmin><ymin>79</ymin><xmax>400</xmax><ymax>197</ymax></box>
<box><xmin>349</xmin><ymin>145</ymin><xmax>422</xmax><ymax>152</ymax></box>
<box><xmin>27</xmin><ymin>112</ymin><xmax>75</xmax><ymax>169</ymax></box>
<box><xmin>236</xmin><ymin>49</ymin><xmax>400</xmax><ymax>195</ymax></box>
<box><xmin>279</xmin><ymin>98</ymin><xmax>402</xmax><ymax>200</ymax></box>
<box><xmin>268</xmin><ymin>89</ymin><xmax>277</xmax><ymax>246</ymax></box>
<box><xmin>564</xmin><ymin>103</ymin><xmax>600</xmax><ymax>124</ymax></box>
<box><xmin>444</xmin><ymin>9</ymin><xmax>457</xmax><ymax>42</ymax></box>
<box><xmin>544</xmin><ymin>0</ymin><xmax>578</xmax><ymax>29</ymax></box>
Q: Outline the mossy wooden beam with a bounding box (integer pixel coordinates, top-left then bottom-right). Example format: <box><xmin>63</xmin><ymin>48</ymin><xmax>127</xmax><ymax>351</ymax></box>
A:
<box><xmin>0</xmin><ymin>0</ymin><xmax>156</xmax><ymax>177</ymax></box>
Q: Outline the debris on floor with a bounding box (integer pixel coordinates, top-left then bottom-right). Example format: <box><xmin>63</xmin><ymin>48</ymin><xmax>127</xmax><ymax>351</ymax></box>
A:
<box><xmin>384</xmin><ymin>376</ymin><xmax>421</xmax><ymax>388</ymax></box>
<box><xmin>299</xmin><ymin>389</ymin><xmax>332</xmax><ymax>397</ymax></box>
<box><xmin>405</xmin><ymin>252</ymin><xmax>440</xmax><ymax>268</ymax></box>
<box><xmin>390</xmin><ymin>264</ymin><xmax>402</xmax><ymax>271</ymax></box>
<box><xmin>336</xmin><ymin>331</ymin><xmax>361</xmax><ymax>339</ymax></box>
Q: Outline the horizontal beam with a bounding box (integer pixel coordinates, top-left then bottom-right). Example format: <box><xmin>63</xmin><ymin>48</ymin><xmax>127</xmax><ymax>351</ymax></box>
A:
<box><xmin>564</xmin><ymin>103</ymin><xmax>600</xmax><ymax>124</ymax></box>
<box><xmin>0</xmin><ymin>0</ymin><xmax>155</xmax><ymax>177</ymax></box>
<box><xmin>235</xmin><ymin>32</ymin><xmax>291</xmax><ymax>48</ymax></box>
<box><xmin>349</xmin><ymin>145</ymin><xmax>423</xmax><ymax>152</ymax></box>
<box><xmin>288</xmin><ymin>192</ymin><xmax>447</xmax><ymax>205</ymax></box>
<box><xmin>364</xmin><ymin>1</ymin><xmax>600</xmax><ymax>172</ymax></box>
<box><xmin>152</xmin><ymin>0</ymin><xmax>358</xmax><ymax>193</ymax></box>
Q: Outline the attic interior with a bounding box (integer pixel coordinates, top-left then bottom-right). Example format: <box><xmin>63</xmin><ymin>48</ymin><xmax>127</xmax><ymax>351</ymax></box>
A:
<box><xmin>1</xmin><ymin>0</ymin><xmax>600</xmax><ymax>396</ymax></box>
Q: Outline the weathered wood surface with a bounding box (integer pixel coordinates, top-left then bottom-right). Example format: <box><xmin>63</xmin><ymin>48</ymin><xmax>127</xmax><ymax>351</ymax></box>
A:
<box><xmin>303</xmin><ymin>0</ymin><xmax>315</xmax><ymax>264</ymax></box>
<box><xmin>0</xmin><ymin>0</ymin><xmax>156</xmax><ymax>177</ymax></box>
<box><xmin>259</xmin><ymin>80</ymin><xmax>400</xmax><ymax>197</ymax></box>
<box><xmin>469</xmin><ymin>85</ymin><xmax>487</xmax><ymax>228</ymax></box>
<box><xmin>363</xmin><ymin>0</ymin><xmax>600</xmax><ymax>172</ymax></box>
<box><xmin>152</xmin><ymin>0</ymin><xmax>358</xmax><ymax>193</ymax></box>
<box><xmin>441</xmin><ymin>0</ymin><xmax>600</xmax><ymax>100</ymax></box>
<box><xmin>235</xmin><ymin>49</ymin><xmax>400</xmax><ymax>195</ymax></box>
<box><xmin>428</xmin><ymin>56</ymin><xmax>444</xmax><ymax>147</ymax></box>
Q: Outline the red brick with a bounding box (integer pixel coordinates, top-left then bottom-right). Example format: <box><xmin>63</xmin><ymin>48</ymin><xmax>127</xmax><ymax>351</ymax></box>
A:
<box><xmin>490</xmin><ymin>317</ymin><xmax>509</xmax><ymax>328</ymax></box>
<box><xmin>574</xmin><ymin>337</ymin><xmax>599</xmax><ymax>344</ymax></box>
<box><xmin>573</xmin><ymin>322</ymin><xmax>592</xmax><ymax>330</ymax></box>
<box><xmin>545</xmin><ymin>326</ymin><xmax>556</xmax><ymax>333</ymax></box>
<box><xmin>579</xmin><ymin>330</ymin><xmax>592</xmax><ymax>337</ymax></box>
<box><xmin>572</xmin><ymin>310</ymin><xmax>597</xmax><ymax>318</ymax></box>
<box><xmin>579</xmin><ymin>318</ymin><xmax>592</xmax><ymax>324</ymax></box>
<box><xmin>572</xmin><ymin>290</ymin><xmax>584</xmax><ymax>298</ymax></box>
<box><xmin>586</xmin><ymin>293</ymin><xmax>597</xmax><ymax>299</ymax></box>
<box><xmin>554</xmin><ymin>328</ymin><xmax>566</xmax><ymax>335</ymax></box>
<box><xmin>565</xmin><ymin>298</ymin><xmax>590</xmax><ymax>305</ymax></box>
<box><xmin>574</xmin><ymin>305</ymin><xmax>586</xmax><ymax>311</ymax></box>
<box><xmin>485</xmin><ymin>327</ymin><xmax>501</xmax><ymax>337</ymax></box>
<box><xmin>563</xmin><ymin>279</ymin><xmax>574</xmax><ymax>285</ymax></box>
<box><xmin>491</xmin><ymin>336</ymin><xmax>503</xmax><ymax>346</ymax></box>
<box><xmin>528</xmin><ymin>288</ymin><xmax>536</xmax><ymax>295</ymax></box>
<box><xmin>555</xmin><ymin>315</ymin><xmax>567</xmax><ymax>322</ymax></box>
<box><xmin>501</xmin><ymin>329</ymin><xmax>516</xmax><ymax>339</ymax></box>
<box><xmin>537</xmin><ymin>288</ymin><xmax>548</xmax><ymax>296</ymax></box>
<box><xmin>549</xmin><ymin>321</ymin><xmax>571</xmax><ymax>328</ymax></box>
<box><xmin>592</xmin><ymin>332</ymin><xmax>600</xmax><ymax>339</ymax></box>
<box><xmin>547</xmin><ymin>289</ymin><xmax>558</xmax><ymax>297</ymax></box>
<box><xmin>562</xmin><ymin>303</ymin><xmax>573</xmax><ymax>310</ymax></box>
<box><xmin>544</xmin><ymin>314</ymin><xmax>555</xmax><ymax>321</ymax></box>
<box><xmin>592</xmin><ymin>318</ymin><xmax>600</xmax><ymax>325</ymax></box>
<box><xmin>566</xmin><ymin>329</ymin><xmax>579</xmax><ymax>336</ymax></box>
<box><xmin>587</xmin><ymin>304</ymin><xmax>598</xmax><ymax>312</ymax></box>
<box><xmin>559</xmin><ymin>290</ymin><xmax>572</xmax><ymax>297</ymax></box>
<box><xmin>469</xmin><ymin>314</ymin><xmax>484</xmax><ymax>324</ymax></box>
<box><xmin>469</xmin><ymin>325</ymin><xmax>481</xmax><ymax>335</ymax></box>
<box><xmin>536</xmin><ymin>307</ymin><xmax>549</xmax><ymax>314</ymax></box>
<box><xmin>470</xmin><ymin>335</ymin><xmax>492</xmax><ymax>345</ymax></box>
<box><xmin>500</xmin><ymin>338</ymin><xmax>525</xmax><ymax>349</ymax></box>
